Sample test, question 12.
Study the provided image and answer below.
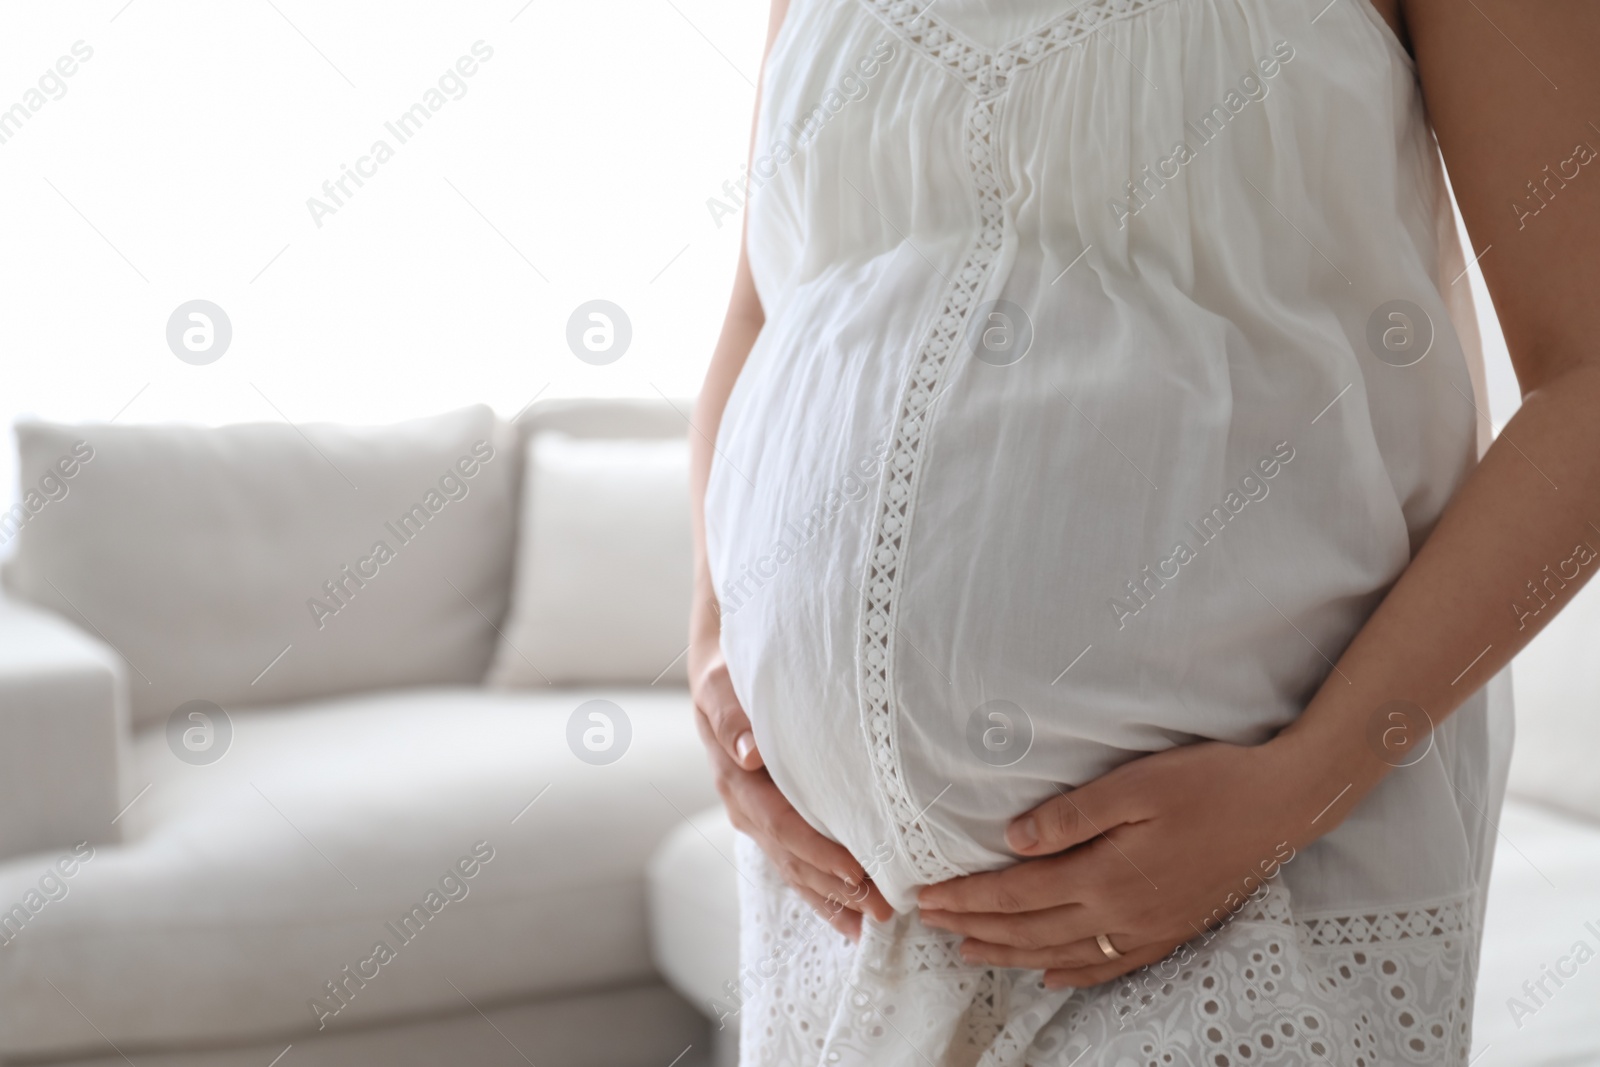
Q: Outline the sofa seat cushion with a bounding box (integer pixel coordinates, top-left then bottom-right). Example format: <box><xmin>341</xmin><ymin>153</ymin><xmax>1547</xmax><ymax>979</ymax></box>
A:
<box><xmin>0</xmin><ymin>686</ymin><xmax>715</xmax><ymax>1058</ymax></box>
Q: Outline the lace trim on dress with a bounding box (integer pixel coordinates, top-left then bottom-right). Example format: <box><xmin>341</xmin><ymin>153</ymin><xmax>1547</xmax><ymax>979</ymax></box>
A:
<box><xmin>851</xmin><ymin>0</ymin><xmax>1190</xmax><ymax>889</ymax></box>
<box><xmin>853</xmin><ymin>88</ymin><xmax>1009</xmax><ymax>885</ymax></box>
<box><xmin>861</xmin><ymin>0</ymin><xmax>1181</xmax><ymax>98</ymax></box>
<box><xmin>1295</xmin><ymin>896</ymin><xmax>1473</xmax><ymax>946</ymax></box>
<box><xmin>851</xmin><ymin>0</ymin><xmax>1181</xmax><ymax>887</ymax></box>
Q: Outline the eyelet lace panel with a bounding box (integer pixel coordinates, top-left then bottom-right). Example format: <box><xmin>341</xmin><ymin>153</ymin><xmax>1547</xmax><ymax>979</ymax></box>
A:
<box><xmin>737</xmin><ymin>837</ymin><xmax>1479</xmax><ymax>1067</ymax></box>
<box><xmin>861</xmin><ymin>0</ymin><xmax>1181</xmax><ymax>98</ymax></box>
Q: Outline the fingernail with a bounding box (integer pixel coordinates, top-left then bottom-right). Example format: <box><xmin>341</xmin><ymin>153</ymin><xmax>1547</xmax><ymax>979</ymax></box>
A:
<box><xmin>1009</xmin><ymin>815</ymin><xmax>1039</xmax><ymax>850</ymax></box>
<box><xmin>734</xmin><ymin>732</ymin><xmax>755</xmax><ymax>763</ymax></box>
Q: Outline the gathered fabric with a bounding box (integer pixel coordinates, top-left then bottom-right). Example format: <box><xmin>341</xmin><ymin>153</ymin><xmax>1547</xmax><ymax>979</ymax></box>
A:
<box><xmin>704</xmin><ymin>0</ymin><xmax>1510</xmax><ymax>1062</ymax></box>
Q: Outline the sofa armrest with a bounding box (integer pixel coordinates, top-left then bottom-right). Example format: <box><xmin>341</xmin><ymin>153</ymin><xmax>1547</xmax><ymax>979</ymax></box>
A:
<box><xmin>0</xmin><ymin>595</ymin><xmax>128</xmax><ymax>863</ymax></box>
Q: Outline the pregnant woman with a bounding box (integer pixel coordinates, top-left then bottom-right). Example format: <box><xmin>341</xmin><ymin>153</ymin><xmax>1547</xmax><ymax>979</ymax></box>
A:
<box><xmin>689</xmin><ymin>0</ymin><xmax>1600</xmax><ymax>1062</ymax></box>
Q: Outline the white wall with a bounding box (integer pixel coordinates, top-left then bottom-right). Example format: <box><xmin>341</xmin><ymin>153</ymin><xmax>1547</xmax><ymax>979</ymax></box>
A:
<box><xmin>0</xmin><ymin>0</ymin><xmax>767</xmax><ymax>514</ymax></box>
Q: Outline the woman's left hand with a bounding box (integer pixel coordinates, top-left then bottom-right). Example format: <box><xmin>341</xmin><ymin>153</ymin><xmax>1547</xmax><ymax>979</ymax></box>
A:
<box><xmin>916</xmin><ymin>736</ymin><xmax>1338</xmax><ymax>988</ymax></box>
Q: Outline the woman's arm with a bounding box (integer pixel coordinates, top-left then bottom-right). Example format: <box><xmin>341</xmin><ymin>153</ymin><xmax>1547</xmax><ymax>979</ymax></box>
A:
<box><xmin>688</xmin><ymin>0</ymin><xmax>894</xmax><ymax>938</ymax></box>
<box><xmin>1273</xmin><ymin>0</ymin><xmax>1600</xmax><ymax>830</ymax></box>
<box><xmin>688</xmin><ymin>217</ymin><xmax>764</xmax><ymax>697</ymax></box>
<box><xmin>918</xmin><ymin>0</ymin><xmax>1600</xmax><ymax>985</ymax></box>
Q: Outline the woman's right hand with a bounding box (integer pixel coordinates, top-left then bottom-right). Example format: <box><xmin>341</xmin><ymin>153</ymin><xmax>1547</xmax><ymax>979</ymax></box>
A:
<box><xmin>691</xmin><ymin>640</ymin><xmax>894</xmax><ymax>939</ymax></box>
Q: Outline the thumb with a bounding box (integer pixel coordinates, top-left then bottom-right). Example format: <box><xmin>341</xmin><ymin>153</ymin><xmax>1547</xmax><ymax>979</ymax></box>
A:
<box><xmin>697</xmin><ymin>665</ymin><xmax>762</xmax><ymax>770</ymax></box>
<box><xmin>1006</xmin><ymin>778</ymin><xmax>1129</xmax><ymax>856</ymax></box>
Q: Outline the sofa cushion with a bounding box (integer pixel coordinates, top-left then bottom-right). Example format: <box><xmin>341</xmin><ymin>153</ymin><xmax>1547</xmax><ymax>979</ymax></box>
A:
<box><xmin>648</xmin><ymin>806</ymin><xmax>741</xmax><ymax>1022</ymax></box>
<box><xmin>512</xmin><ymin>397</ymin><xmax>692</xmax><ymax>448</ymax></box>
<box><xmin>0</xmin><ymin>686</ymin><xmax>716</xmax><ymax>1057</ymax></box>
<box><xmin>487</xmin><ymin>434</ymin><xmax>693</xmax><ymax>687</ymax></box>
<box><xmin>1</xmin><ymin>407</ymin><xmax>516</xmax><ymax>726</ymax></box>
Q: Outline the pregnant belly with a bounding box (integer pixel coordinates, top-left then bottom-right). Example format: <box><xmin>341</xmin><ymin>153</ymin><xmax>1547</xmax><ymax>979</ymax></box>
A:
<box><xmin>705</xmin><ymin>348</ymin><xmax>1405</xmax><ymax>909</ymax></box>
<box><xmin>713</xmin><ymin>507</ymin><xmax>1363</xmax><ymax>910</ymax></box>
<box><xmin>720</xmin><ymin>575</ymin><xmax>1170</xmax><ymax>908</ymax></box>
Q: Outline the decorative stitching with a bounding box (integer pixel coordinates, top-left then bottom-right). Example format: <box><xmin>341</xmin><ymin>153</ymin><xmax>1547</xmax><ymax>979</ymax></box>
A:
<box><xmin>1296</xmin><ymin>898</ymin><xmax>1473</xmax><ymax>946</ymax></box>
<box><xmin>850</xmin><ymin>0</ymin><xmax>1179</xmax><ymax>885</ymax></box>
<box><xmin>861</xmin><ymin>0</ymin><xmax>1182</xmax><ymax>98</ymax></box>
<box><xmin>854</xmin><ymin>88</ymin><xmax>1008</xmax><ymax>885</ymax></box>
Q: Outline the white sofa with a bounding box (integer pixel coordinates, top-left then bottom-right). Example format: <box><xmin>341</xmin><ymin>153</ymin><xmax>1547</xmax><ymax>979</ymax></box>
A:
<box><xmin>0</xmin><ymin>398</ymin><xmax>726</xmax><ymax>1067</ymax></box>
<box><xmin>4</xmin><ymin>397</ymin><xmax>1598</xmax><ymax>1066</ymax></box>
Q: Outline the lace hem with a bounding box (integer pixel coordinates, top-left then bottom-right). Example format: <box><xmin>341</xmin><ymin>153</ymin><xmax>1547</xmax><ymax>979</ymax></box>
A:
<box><xmin>737</xmin><ymin>843</ymin><xmax>1480</xmax><ymax>1067</ymax></box>
<box><xmin>1296</xmin><ymin>897</ymin><xmax>1472</xmax><ymax>946</ymax></box>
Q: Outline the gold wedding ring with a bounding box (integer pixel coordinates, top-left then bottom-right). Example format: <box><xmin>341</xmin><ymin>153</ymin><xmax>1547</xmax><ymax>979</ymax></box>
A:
<box><xmin>1096</xmin><ymin>933</ymin><xmax>1123</xmax><ymax>961</ymax></box>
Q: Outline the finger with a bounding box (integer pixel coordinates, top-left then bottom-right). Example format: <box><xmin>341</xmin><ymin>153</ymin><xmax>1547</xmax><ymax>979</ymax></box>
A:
<box><xmin>956</xmin><ymin>934</ymin><xmax>1140</xmax><ymax>971</ymax></box>
<box><xmin>917</xmin><ymin>855</ymin><xmax>1077</xmax><ymax>914</ymax></box>
<box><xmin>855</xmin><ymin>879</ymin><xmax>896</xmax><ymax>923</ymax></box>
<box><xmin>1043</xmin><ymin>938</ymin><xmax>1178</xmax><ymax>989</ymax></box>
<box><xmin>1007</xmin><ymin>779</ymin><xmax>1133</xmax><ymax>857</ymax></box>
<box><xmin>692</xmin><ymin>670</ymin><xmax>762</xmax><ymax>770</ymax></box>
<box><xmin>770</xmin><ymin>819</ymin><xmax>895</xmax><ymax>922</ymax></box>
<box><xmin>760</xmin><ymin>839</ymin><xmax>875</xmax><ymax>917</ymax></box>
<box><xmin>920</xmin><ymin>903</ymin><xmax>1099</xmax><ymax>950</ymax></box>
<box><xmin>696</xmin><ymin>720</ymin><xmax>871</xmax><ymax>919</ymax></box>
<box><xmin>794</xmin><ymin>885</ymin><xmax>862</xmax><ymax>941</ymax></box>
<box><xmin>738</xmin><ymin>773</ymin><xmax>896</xmax><ymax>922</ymax></box>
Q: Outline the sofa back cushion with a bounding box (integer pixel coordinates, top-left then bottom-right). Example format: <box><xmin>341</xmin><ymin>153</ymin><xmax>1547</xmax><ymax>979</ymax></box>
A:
<box><xmin>511</xmin><ymin>397</ymin><xmax>690</xmax><ymax>448</ymax></box>
<box><xmin>486</xmin><ymin>432</ymin><xmax>692</xmax><ymax>688</ymax></box>
<box><xmin>2</xmin><ymin>406</ymin><xmax>516</xmax><ymax>727</ymax></box>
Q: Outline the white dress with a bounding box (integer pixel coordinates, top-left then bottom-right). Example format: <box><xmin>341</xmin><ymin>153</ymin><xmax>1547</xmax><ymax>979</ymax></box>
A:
<box><xmin>703</xmin><ymin>0</ymin><xmax>1512</xmax><ymax>1063</ymax></box>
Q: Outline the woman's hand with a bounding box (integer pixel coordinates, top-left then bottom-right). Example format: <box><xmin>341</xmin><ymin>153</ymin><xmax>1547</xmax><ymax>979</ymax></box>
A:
<box><xmin>916</xmin><ymin>737</ymin><xmax>1329</xmax><ymax>987</ymax></box>
<box><xmin>691</xmin><ymin>639</ymin><xmax>894</xmax><ymax>939</ymax></box>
